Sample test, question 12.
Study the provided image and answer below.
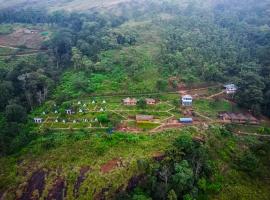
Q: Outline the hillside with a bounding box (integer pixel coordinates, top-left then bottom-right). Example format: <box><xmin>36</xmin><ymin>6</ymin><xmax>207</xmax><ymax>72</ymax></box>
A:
<box><xmin>0</xmin><ymin>0</ymin><xmax>141</xmax><ymax>11</ymax></box>
<box><xmin>0</xmin><ymin>0</ymin><xmax>270</xmax><ymax>200</ymax></box>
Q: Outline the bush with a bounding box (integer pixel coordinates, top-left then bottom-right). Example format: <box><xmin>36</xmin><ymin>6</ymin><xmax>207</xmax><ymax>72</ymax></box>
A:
<box><xmin>238</xmin><ymin>152</ymin><xmax>259</xmax><ymax>173</ymax></box>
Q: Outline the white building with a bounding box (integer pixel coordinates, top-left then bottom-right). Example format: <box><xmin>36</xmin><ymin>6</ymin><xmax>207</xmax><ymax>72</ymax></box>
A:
<box><xmin>182</xmin><ymin>95</ymin><xmax>193</xmax><ymax>106</ymax></box>
<box><xmin>224</xmin><ymin>84</ymin><xmax>237</xmax><ymax>94</ymax></box>
<box><xmin>66</xmin><ymin>109</ymin><xmax>73</xmax><ymax>115</ymax></box>
<box><xmin>34</xmin><ymin>118</ymin><xmax>43</xmax><ymax>123</ymax></box>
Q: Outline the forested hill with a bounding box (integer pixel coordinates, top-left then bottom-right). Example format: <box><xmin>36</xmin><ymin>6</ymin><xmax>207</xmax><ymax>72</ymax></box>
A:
<box><xmin>0</xmin><ymin>0</ymin><xmax>270</xmax><ymax>199</ymax></box>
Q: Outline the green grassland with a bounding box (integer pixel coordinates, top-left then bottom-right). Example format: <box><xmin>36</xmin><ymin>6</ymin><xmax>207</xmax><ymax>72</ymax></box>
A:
<box><xmin>0</xmin><ymin>130</ymin><xmax>185</xmax><ymax>199</ymax></box>
<box><xmin>1</xmin><ymin>126</ymin><xmax>270</xmax><ymax>200</ymax></box>
<box><xmin>0</xmin><ymin>47</ymin><xmax>15</xmax><ymax>55</ymax></box>
<box><xmin>0</xmin><ymin>24</ymin><xmax>13</xmax><ymax>35</ymax></box>
<box><xmin>54</xmin><ymin>14</ymin><xmax>164</xmax><ymax>99</ymax></box>
<box><xmin>205</xmin><ymin>128</ymin><xmax>270</xmax><ymax>200</ymax></box>
<box><xmin>193</xmin><ymin>99</ymin><xmax>235</xmax><ymax>118</ymax></box>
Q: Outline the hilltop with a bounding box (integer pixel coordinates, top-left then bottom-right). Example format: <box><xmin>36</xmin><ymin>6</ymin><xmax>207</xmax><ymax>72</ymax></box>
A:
<box><xmin>0</xmin><ymin>0</ymin><xmax>143</xmax><ymax>11</ymax></box>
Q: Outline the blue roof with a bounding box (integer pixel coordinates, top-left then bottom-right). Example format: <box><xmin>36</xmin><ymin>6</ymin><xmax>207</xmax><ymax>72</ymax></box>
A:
<box><xmin>179</xmin><ymin>118</ymin><xmax>193</xmax><ymax>122</ymax></box>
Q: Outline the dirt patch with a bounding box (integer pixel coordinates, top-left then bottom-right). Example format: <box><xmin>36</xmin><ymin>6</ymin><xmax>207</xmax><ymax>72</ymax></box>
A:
<box><xmin>73</xmin><ymin>166</ymin><xmax>91</xmax><ymax>198</ymax></box>
<box><xmin>94</xmin><ymin>187</ymin><xmax>110</xmax><ymax>200</ymax></box>
<box><xmin>152</xmin><ymin>152</ymin><xmax>166</xmax><ymax>162</ymax></box>
<box><xmin>100</xmin><ymin>158</ymin><xmax>123</xmax><ymax>174</ymax></box>
<box><xmin>18</xmin><ymin>169</ymin><xmax>46</xmax><ymax>200</ymax></box>
<box><xmin>46</xmin><ymin>178</ymin><xmax>66</xmax><ymax>200</ymax></box>
<box><xmin>0</xmin><ymin>28</ymin><xmax>48</xmax><ymax>49</ymax></box>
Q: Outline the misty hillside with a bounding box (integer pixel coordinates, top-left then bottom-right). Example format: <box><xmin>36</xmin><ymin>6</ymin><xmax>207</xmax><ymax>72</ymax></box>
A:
<box><xmin>0</xmin><ymin>0</ymin><xmax>270</xmax><ymax>200</ymax></box>
<box><xmin>0</xmin><ymin>0</ymin><xmax>143</xmax><ymax>11</ymax></box>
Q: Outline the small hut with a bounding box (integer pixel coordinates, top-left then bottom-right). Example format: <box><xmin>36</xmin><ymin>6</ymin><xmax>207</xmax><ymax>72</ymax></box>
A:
<box><xmin>34</xmin><ymin>118</ymin><xmax>43</xmax><ymax>123</ymax></box>
<box><xmin>182</xmin><ymin>95</ymin><xmax>193</xmax><ymax>106</ymax></box>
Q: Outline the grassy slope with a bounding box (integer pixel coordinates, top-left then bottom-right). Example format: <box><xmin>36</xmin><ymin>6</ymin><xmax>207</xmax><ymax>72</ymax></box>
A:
<box><xmin>55</xmin><ymin>17</ymin><xmax>164</xmax><ymax>98</ymax></box>
<box><xmin>0</xmin><ymin>131</ymin><xmax>182</xmax><ymax>199</ymax></box>
<box><xmin>0</xmin><ymin>0</ymin><xmax>139</xmax><ymax>11</ymax></box>
<box><xmin>206</xmin><ymin>130</ymin><xmax>270</xmax><ymax>200</ymax></box>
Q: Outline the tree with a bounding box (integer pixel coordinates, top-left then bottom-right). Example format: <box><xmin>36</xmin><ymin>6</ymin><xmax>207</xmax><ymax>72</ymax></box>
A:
<box><xmin>5</xmin><ymin>104</ymin><xmax>27</xmax><ymax>123</ymax></box>
<box><xmin>172</xmin><ymin>160</ymin><xmax>194</xmax><ymax>193</ymax></box>
<box><xmin>0</xmin><ymin>81</ymin><xmax>14</xmax><ymax>111</ymax></box>
<box><xmin>50</xmin><ymin>30</ymin><xmax>73</xmax><ymax>68</ymax></box>
<box><xmin>236</xmin><ymin>72</ymin><xmax>265</xmax><ymax>114</ymax></box>
<box><xmin>97</xmin><ymin>114</ymin><xmax>109</xmax><ymax>123</ymax></box>
<box><xmin>167</xmin><ymin>189</ymin><xmax>177</xmax><ymax>200</ymax></box>
<box><xmin>137</xmin><ymin>98</ymin><xmax>147</xmax><ymax>109</ymax></box>
<box><xmin>71</xmin><ymin>47</ymin><xmax>83</xmax><ymax>70</ymax></box>
<box><xmin>156</xmin><ymin>80</ymin><xmax>167</xmax><ymax>91</ymax></box>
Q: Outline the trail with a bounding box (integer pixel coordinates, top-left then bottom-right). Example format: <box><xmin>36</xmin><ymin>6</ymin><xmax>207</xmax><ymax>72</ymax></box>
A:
<box><xmin>0</xmin><ymin>50</ymin><xmax>46</xmax><ymax>57</ymax></box>
<box><xmin>71</xmin><ymin>85</ymin><xmax>221</xmax><ymax>100</ymax></box>
<box><xmin>206</xmin><ymin>90</ymin><xmax>225</xmax><ymax>99</ymax></box>
<box><xmin>234</xmin><ymin>131</ymin><xmax>270</xmax><ymax>138</ymax></box>
<box><xmin>0</xmin><ymin>44</ymin><xmax>19</xmax><ymax>49</ymax></box>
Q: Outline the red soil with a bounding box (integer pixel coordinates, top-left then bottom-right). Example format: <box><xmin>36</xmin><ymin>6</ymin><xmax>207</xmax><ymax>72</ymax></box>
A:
<box><xmin>100</xmin><ymin>158</ymin><xmax>122</xmax><ymax>173</ymax></box>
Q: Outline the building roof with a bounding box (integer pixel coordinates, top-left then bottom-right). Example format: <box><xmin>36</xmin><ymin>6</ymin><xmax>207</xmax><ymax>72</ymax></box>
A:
<box><xmin>136</xmin><ymin>115</ymin><xmax>154</xmax><ymax>121</ymax></box>
<box><xmin>179</xmin><ymin>118</ymin><xmax>193</xmax><ymax>122</ymax></box>
<box><xmin>34</xmin><ymin>117</ymin><xmax>43</xmax><ymax>120</ymax></box>
<box><xmin>145</xmin><ymin>98</ymin><xmax>156</xmax><ymax>103</ymax></box>
<box><xmin>123</xmin><ymin>97</ymin><xmax>137</xmax><ymax>102</ymax></box>
<box><xmin>219</xmin><ymin>112</ymin><xmax>258</xmax><ymax>122</ymax></box>
<box><xmin>182</xmin><ymin>95</ymin><xmax>192</xmax><ymax>99</ymax></box>
<box><xmin>224</xmin><ymin>84</ymin><xmax>237</xmax><ymax>89</ymax></box>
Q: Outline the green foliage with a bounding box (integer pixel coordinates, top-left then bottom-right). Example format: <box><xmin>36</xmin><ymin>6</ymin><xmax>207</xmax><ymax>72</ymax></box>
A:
<box><xmin>5</xmin><ymin>104</ymin><xmax>27</xmax><ymax>123</ymax></box>
<box><xmin>131</xmin><ymin>188</ymin><xmax>152</xmax><ymax>200</ymax></box>
<box><xmin>137</xmin><ymin>98</ymin><xmax>147</xmax><ymax>109</ymax></box>
<box><xmin>237</xmin><ymin>152</ymin><xmax>259</xmax><ymax>173</ymax></box>
<box><xmin>172</xmin><ymin>160</ymin><xmax>194</xmax><ymax>193</ymax></box>
<box><xmin>97</xmin><ymin>114</ymin><xmax>109</xmax><ymax>123</ymax></box>
<box><xmin>156</xmin><ymin>79</ymin><xmax>168</xmax><ymax>91</ymax></box>
<box><xmin>167</xmin><ymin>189</ymin><xmax>177</xmax><ymax>200</ymax></box>
<box><xmin>0</xmin><ymin>24</ymin><xmax>13</xmax><ymax>35</ymax></box>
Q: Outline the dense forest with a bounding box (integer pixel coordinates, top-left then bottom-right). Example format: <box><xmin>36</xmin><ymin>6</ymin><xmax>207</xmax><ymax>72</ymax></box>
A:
<box><xmin>0</xmin><ymin>0</ymin><xmax>270</xmax><ymax>199</ymax></box>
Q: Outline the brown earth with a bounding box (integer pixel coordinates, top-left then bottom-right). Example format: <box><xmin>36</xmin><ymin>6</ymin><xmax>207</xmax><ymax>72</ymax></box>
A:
<box><xmin>126</xmin><ymin>174</ymin><xmax>146</xmax><ymax>192</ymax></box>
<box><xmin>73</xmin><ymin>166</ymin><xmax>91</xmax><ymax>198</ymax></box>
<box><xmin>94</xmin><ymin>187</ymin><xmax>110</xmax><ymax>200</ymax></box>
<box><xmin>152</xmin><ymin>152</ymin><xmax>166</xmax><ymax>162</ymax></box>
<box><xmin>0</xmin><ymin>28</ymin><xmax>47</xmax><ymax>49</ymax></box>
<box><xmin>100</xmin><ymin>158</ymin><xmax>122</xmax><ymax>174</ymax></box>
<box><xmin>46</xmin><ymin>177</ymin><xmax>66</xmax><ymax>200</ymax></box>
<box><xmin>18</xmin><ymin>169</ymin><xmax>46</xmax><ymax>200</ymax></box>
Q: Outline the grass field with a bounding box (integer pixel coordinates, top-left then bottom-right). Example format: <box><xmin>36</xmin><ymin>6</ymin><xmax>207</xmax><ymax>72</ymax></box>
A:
<box><xmin>193</xmin><ymin>99</ymin><xmax>236</xmax><ymax>118</ymax></box>
<box><xmin>0</xmin><ymin>130</ymin><xmax>186</xmax><ymax>199</ymax></box>
<box><xmin>32</xmin><ymin>96</ymin><xmax>176</xmax><ymax>131</ymax></box>
<box><xmin>0</xmin><ymin>0</ymin><xmax>138</xmax><ymax>11</ymax></box>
